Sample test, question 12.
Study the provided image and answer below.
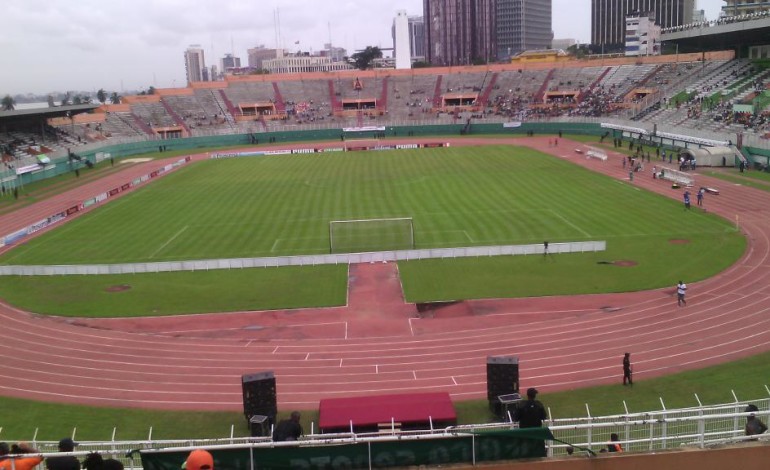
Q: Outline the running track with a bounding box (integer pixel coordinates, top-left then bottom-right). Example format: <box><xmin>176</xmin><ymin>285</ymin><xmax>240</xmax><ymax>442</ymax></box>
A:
<box><xmin>1</xmin><ymin>137</ymin><xmax>769</xmax><ymax>411</ymax></box>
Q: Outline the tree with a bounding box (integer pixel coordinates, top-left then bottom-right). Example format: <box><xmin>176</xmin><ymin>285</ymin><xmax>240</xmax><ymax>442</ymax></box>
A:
<box><xmin>60</xmin><ymin>92</ymin><xmax>71</xmax><ymax>106</ymax></box>
<box><xmin>566</xmin><ymin>44</ymin><xmax>590</xmax><ymax>59</ymax></box>
<box><xmin>148</xmin><ymin>86</ymin><xmax>156</xmax><ymax>95</ymax></box>
<box><xmin>1</xmin><ymin>94</ymin><xmax>15</xmax><ymax>111</ymax></box>
<box><xmin>47</xmin><ymin>95</ymin><xmax>55</xmax><ymax>107</ymax></box>
<box><xmin>96</xmin><ymin>89</ymin><xmax>107</xmax><ymax>104</ymax></box>
<box><xmin>349</xmin><ymin>46</ymin><xmax>382</xmax><ymax>70</ymax></box>
<box><xmin>110</xmin><ymin>92</ymin><xmax>121</xmax><ymax>104</ymax></box>
<box><xmin>73</xmin><ymin>95</ymin><xmax>83</xmax><ymax>105</ymax></box>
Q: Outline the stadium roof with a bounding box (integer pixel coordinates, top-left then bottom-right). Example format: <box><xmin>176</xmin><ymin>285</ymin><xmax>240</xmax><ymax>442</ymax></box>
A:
<box><xmin>0</xmin><ymin>103</ymin><xmax>99</xmax><ymax>119</ymax></box>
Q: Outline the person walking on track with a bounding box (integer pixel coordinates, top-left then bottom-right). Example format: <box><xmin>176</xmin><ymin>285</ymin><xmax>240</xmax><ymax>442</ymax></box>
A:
<box><xmin>677</xmin><ymin>281</ymin><xmax>687</xmax><ymax>306</ymax></box>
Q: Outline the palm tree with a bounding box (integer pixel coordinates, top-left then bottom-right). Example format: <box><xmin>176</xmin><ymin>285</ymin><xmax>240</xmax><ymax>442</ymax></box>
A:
<box><xmin>109</xmin><ymin>92</ymin><xmax>121</xmax><ymax>104</ymax></box>
<box><xmin>1</xmin><ymin>95</ymin><xmax>15</xmax><ymax>111</ymax></box>
<box><xmin>96</xmin><ymin>89</ymin><xmax>107</xmax><ymax>104</ymax></box>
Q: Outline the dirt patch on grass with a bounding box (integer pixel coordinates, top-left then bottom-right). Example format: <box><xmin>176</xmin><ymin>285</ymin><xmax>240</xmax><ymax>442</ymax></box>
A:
<box><xmin>669</xmin><ymin>239</ymin><xmax>691</xmax><ymax>245</ymax></box>
<box><xmin>613</xmin><ymin>260</ymin><xmax>638</xmax><ymax>267</ymax></box>
<box><xmin>106</xmin><ymin>284</ymin><xmax>132</xmax><ymax>292</ymax></box>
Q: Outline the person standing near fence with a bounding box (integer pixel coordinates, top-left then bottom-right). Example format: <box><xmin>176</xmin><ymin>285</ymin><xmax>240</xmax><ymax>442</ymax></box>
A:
<box><xmin>46</xmin><ymin>438</ymin><xmax>80</xmax><ymax>470</ymax></box>
<box><xmin>745</xmin><ymin>404</ymin><xmax>768</xmax><ymax>437</ymax></box>
<box><xmin>697</xmin><ymin>188</ymin><xmax>704</xmax><ymax>207</ymax></box>
<box><xmin>515</xmin><ymin>388</ymin><xmax>547</xmax><ymax>428</ymax></box>
<box><xmin>683</xmin><ymin>191</ymin><xmax>691</xmax><ymax>210</ymax></box>
<box><xmin>0</xmin><ymin>443</ymin><xmax>43</xmax><ymax>470</ymax></box>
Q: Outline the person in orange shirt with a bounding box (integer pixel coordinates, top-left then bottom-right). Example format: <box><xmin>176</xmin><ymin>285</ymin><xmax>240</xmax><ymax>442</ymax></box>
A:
<box><xmin>607</xmin><ymin>433</ymin><xmax>623</xmax><ymax>453</ymax></box>
<box><xmin>0</xmin><ymin>442</ymin><xmax>43</xmax><ymax>470</ymax></box>
<box><xmin>183</xmin><ymin>450</ymin><xmax>213</xmax><ymax>470</ymax></box>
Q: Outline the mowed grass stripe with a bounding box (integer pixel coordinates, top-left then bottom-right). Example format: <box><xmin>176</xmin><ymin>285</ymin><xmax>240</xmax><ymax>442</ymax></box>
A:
<box><xmin>0</xmin><ymin>147</ymin><xmax>741</xmax><ymax>266</ymax></box>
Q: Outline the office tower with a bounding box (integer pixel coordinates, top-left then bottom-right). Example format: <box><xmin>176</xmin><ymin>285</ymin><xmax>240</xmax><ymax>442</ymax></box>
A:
<box><xmin>394</xmin><ymin>11</ymin><xmax>412</xmax><ymax>69</ymax></box>
<box><xmin>591</xmin><ymin>0</ymin><xmax>694</xmax><ymax>50</ymax></box>
<box><xmin>184</xmin><ymin>45</ymin><xmax>206</xmax><ymax>83</ymax></box>
<box><xmin>625</xmin><ymin>12</ymin><xmax>661</xmax><ymax>56</ymax></box>
<box><xmin>497</xmin><ymin>0</ymin><xmax>552</xmax><ymax>59</ymax></box>
<box><xmin>423</xmin><ymin>0</ymin><xmax>497</xmax><ymax>65</ymax></box>
<box><xmin>220</xmin><ymin>54</ymin><xmax>242</xmax><ymax>73</ymax></box>
<box><xmin>392</xmin><ymin>13</ymin><xmax>427</xmax><ymax>65</ymax></box>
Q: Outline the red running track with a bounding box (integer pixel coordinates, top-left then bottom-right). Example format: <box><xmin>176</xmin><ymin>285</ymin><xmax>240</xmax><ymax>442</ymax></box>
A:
<box><xmin>1</xmin><ymin>137</ymin><xmax>769</xmax><ymax>411</ymax></box>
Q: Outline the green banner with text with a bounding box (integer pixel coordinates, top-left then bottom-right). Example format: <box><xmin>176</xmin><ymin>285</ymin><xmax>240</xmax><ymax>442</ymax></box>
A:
<box><xmin>140</xmin><ymin>428</ymin><xmax>553</xmax><ymax>470</ymax></box>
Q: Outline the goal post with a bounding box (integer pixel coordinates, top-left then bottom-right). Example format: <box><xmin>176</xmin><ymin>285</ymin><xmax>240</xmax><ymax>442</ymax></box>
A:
<box><xmin>329</xmin><ymin>217</ymin><xmax>415</xmax><ymax>254</ymax></box>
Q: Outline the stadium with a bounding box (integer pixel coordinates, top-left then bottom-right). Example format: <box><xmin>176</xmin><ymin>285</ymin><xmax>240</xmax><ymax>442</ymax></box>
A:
<box><xmin>2</xmin><ymin>22</ymin><xmax>770</xmax><ymax>470</ymax></box>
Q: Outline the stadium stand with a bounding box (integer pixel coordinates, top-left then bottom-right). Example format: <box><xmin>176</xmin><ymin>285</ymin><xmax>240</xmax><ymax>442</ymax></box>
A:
<box><xmin>10</xmin><ymin>52</ymin><xmax>770</xmax><ymax>153</ymax></box>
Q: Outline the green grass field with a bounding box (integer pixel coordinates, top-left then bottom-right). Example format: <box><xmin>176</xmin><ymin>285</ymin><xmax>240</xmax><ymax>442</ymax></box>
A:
<box><xmin>0</xmin><ymin>145</ymin><xmax>745</xmax><ymax>316</ymax></box>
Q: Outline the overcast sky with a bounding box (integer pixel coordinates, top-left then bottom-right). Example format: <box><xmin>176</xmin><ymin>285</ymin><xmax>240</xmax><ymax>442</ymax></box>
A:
<box><xmin>1</xmin><ymin>0</ymin><xmax>725</xmax><ymax>96</ymax></box>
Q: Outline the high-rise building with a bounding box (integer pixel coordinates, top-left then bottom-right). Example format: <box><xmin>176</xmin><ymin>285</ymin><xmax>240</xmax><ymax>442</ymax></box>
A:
<box><xmin>721</xmin><ymin>1</ymin><xmax>770</xmax><ymax>16</ymax></box>
<box><xmin>591</xmin><ymin>0</ymin><xmax>694</xmax><ymax>51</ymax></box>
<box><xmin>247</xmin><ymin>46</ymin><xmax>283</xmax><ymax>71</ymax></box>
<box><xmin>220</xmin><ymin>53</ymin><xmax>242</xmax><ymax>73</ymax></box>
<box><xmin>409</xmin><ymin>15</ymin><xmax>427</xmax><ymax>60</ymax></box>
<box><xmin>394</xmin><ymin>11</ymin><xmax>412</xmax><ymax>69</ymax></box>
<box><xmin>625</xmin><ymin>12</ymin><xmax>661</xmax><ymax>56</ymax></box>
<box><xmin>392</xmin><ymin>13</ymin><xmax>426</xmax><ymax>64</ymax></box>
<box><xmin>496</xmin><ymin>0</ymin><xmax>552</xmax><ymax>60</ymax></box>
<box><xmin>423</xmin><ymin>0</ymin><xmax>497</xmax><ymax>66</ymax></box>
<box><xmin>184</xmin><ymin>45</ymin><xmax>206</xmax><ymax>83</ymax></box>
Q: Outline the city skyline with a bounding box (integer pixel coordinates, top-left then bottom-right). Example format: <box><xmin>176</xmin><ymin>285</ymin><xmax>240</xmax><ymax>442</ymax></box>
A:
<box><xmin>1</xmin><ymin>0</ymin><xmax>725</xmax><ymax>95</ymax></box>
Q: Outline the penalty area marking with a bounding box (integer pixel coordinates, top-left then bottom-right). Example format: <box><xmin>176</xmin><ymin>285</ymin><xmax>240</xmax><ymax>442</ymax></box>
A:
<box><xmin>149</xmin><ymin>225</ymin><xmax>188</xmax><ymax>259</ymax></box>
<box><xmin>271</xmin><ymin>236</ymin><xmax>327</xmax><ymax>253</ymax></box>
<box><xmin>549</xmin><ymin>209</ymin><xmax>591</xmax><ymax>238</ymax></box>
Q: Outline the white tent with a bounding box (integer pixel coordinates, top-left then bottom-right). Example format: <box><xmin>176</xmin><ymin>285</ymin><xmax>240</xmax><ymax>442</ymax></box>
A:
<box><xmin>679</xmin><ymin>146</ymin><xmax>737</xmax><ymax>167</ymax></box>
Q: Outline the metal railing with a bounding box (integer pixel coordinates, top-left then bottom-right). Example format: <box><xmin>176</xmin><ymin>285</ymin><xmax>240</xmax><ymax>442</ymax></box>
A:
<box><xmin>3</xmin><ymin>393</ymin><xmax>768</xmax><ymax>469</ymax></box>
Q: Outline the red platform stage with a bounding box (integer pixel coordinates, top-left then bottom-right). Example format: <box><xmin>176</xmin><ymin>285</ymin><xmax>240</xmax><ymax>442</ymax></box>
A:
<box><xmin>318</xmin><ymin>392</ymin><xmax>457</xmax><ymax>433</ymax></box>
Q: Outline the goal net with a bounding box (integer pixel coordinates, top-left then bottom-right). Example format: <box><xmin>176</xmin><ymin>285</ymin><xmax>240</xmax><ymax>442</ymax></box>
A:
<box><xmin>329</xmin><ymin>217</ymin><xmax>415</xmax><ymax>254</ymax></box>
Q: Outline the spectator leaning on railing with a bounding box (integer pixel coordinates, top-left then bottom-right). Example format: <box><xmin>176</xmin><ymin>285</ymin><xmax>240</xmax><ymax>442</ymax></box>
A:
<box><xmin>0</xmin><ymin>442</ymin><xmax>43</xmax><ymax>470</ymax></box>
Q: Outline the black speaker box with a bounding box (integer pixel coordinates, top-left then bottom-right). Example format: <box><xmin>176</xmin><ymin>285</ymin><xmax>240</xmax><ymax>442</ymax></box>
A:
<box><xmin>486</xmin><ymin>356</ymin><xmax>519</xmax><ymax>401</ymax></box>
<box><xmin>242</xmin><ymin>371</ymin><xmax>277</xmax><ymax>424</ymax></box>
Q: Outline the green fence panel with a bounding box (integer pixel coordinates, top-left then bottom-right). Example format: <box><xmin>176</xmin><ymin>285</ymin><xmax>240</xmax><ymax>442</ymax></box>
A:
<box><xmin>139</xmin><ymin>428</ymin><xmax>553</xmax><ymax>470</ymax></box>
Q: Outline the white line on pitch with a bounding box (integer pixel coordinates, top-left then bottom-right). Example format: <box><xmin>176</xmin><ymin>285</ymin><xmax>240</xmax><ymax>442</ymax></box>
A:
<box><xmin>376</xmin><ymin>364</ymin><xmax>379</xmax><ymax>374</ymax></box>
<box><xmin>463</xmin><ymin>230</ymin><xmax>475</xmax><ymax>242</ymax></box>
<box><xmin>272</xmin><ymin>347</ymin><xmax>279</xmax><ymax>354</ymax></box>
<box><xmin>413</xmin><ymin>371</ymin><xmax>417</xmax><ymax>380</ymax></box>
<box><xmin>304</xmin><ymin>353</ymin><xmax>310</xmax><ymax>360</ymax></box>
<box><xmin>149</xmin><ymin>225</ymin><xmax>188</xmax><ymax>259</ymax></box>
<box><xmin>270</xmin><ymin>238</ymin><xmax>281</xmax><ymax>252</ymax></box>
<box><xmin>550</xmin><ymin>210</ymin><xmax>591</xmax><ymax>238</ymax></box>
<box><xmin>452</xmin><ymin>376</ymin><xmax>458</xmax><ymax>385</ymax></box>
<box><xmin>408</xmin><ymin>318</ymin><xmax>415</xmax><ymax>336</ymax></box>
<box><xmin>244</xmin><ymin>340</ymin><xmax>253</xmax><ymax>347</ymax></box>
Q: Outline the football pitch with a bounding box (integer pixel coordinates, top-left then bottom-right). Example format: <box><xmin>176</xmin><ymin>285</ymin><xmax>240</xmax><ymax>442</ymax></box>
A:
<box><xmin>0</xmin><ymin>145</ymin><xmax>746</xmax><ymax>316</ymax></box>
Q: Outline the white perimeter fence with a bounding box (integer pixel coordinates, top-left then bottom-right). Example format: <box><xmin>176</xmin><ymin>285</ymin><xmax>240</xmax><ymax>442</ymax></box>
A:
<box><xmin>0</xmin><ymin>241</ymin><xmax>606</xmax><ymax>276</ymax></box>
<box><xmin>4</xmin><ymin>394</ymin><xmax>769</xmax><ymax>469</ymax></box>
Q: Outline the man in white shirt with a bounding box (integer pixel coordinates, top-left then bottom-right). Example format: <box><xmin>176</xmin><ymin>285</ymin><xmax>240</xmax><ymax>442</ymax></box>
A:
<box><xmin>677</xmin><ymin>281</ymin><xmax>687</xmax><ymax>306</ymax></box>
